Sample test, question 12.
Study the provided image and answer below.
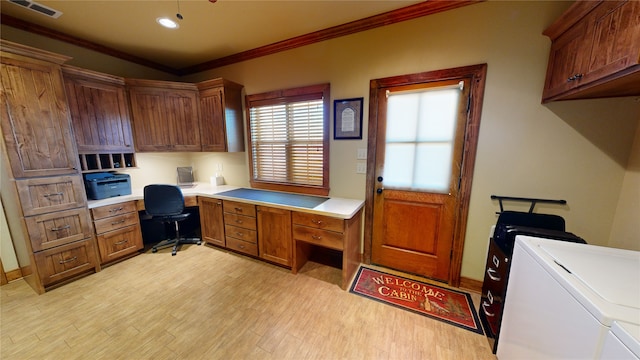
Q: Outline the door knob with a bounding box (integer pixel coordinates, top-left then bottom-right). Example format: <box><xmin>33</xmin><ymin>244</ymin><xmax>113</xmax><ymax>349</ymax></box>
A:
<box><xmin>376</xmin><ymin>188</ymin><xmax>383</xmax><ymax>194</ymax></box>
<box><xmin>377</xmin><ymin>176</ymin><xmax>383</xmax><ymax>182</ymax></box>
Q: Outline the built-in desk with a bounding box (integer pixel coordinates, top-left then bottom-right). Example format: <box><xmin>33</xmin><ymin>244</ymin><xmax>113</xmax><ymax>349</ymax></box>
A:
<box><xmin>87</xmin><ymin>184</ymin><xmax>365</xmax><ymax>289</ymax></box>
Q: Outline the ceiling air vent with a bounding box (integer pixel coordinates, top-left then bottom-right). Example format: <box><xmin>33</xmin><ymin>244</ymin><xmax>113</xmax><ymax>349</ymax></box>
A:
<box><xmin>8</xmin><ymin>0</ymin><xmax>63</xmax><ymax>19</ymax></box>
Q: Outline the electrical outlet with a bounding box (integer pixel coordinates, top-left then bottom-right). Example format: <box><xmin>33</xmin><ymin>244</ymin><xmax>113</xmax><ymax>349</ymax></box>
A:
<box><xmin>216</xmin><ymin>163</ymin><xmax>223</xmax><ymax>171</ymax></box>
<box><xmin>356</xmin><ymin>162</ymin><xmax>366</xmax><ymax>174</ymax></box>
<box><xmin>357</xmin><ymin>148</ymin><xmax>367</xmax><ymax>160</ymax></box>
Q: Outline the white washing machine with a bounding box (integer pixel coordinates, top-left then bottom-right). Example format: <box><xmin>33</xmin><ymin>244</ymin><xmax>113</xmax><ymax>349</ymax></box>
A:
<box><xmin>601</xmin><ymin>321</ymin><xmax>640</xmax><ymax>359</ymax></box>
<box><xmin>497</xmin><ymin>236</ymin><xmax>640</xmax><ymax>359</ymax></box>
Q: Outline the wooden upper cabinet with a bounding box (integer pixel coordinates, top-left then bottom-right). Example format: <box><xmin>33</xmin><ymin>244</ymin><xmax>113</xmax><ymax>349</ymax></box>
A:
<box><xmin>62</xmin><ymin>66</ymin><xmax>134</xmax><ymax>152</ymax></box>
<box><xmin>126</xmin><ymin>79</ymin><xmax>201</xmax><ymax>152</ymax></box>
<box><xmin>197</xmin><ymin>79</ymin><xmax>245</xmax><ymax>152</ymax></box>
<box><xmin>0</xmin><ymin>41</ymin><xmax>79</xmax><ymax>178</ymax></box>
<box><xmin>542</xmin><ymin>0</ymin><xmax>640</xmax><ymax>102</ymax></box>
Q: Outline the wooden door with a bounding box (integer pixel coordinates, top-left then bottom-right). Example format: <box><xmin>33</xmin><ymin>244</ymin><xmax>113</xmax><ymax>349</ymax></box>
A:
<box><xmin>164</xmin><ymin>90</ymin><xmax>201</xmax><ymax>152</ymax></box>
<box><xmin>63</xmin><ymin>68</ymin><xmax>134</xmax><ymax>152</ymax></box>
<box><xmin>583</xmin><ymin>1</ymin><xmax>640</xmax><ymax>84</ymax></box>
<box><xmin>0</xmin><ymin>53</ymin><xmax>79</xmax><ymax>178</ymax></box>
<box><xmin>366</xmin><ymin>65</ymin><xmax>487</xmax><ymax>285</ymax></box>
<box><xmin>542</xmin><ymin>20</ymin><xmax>590</xmax><ymax>99</ymax></box>
<box><xmin>199</xmin><ymin>197</ymin><xmax>225</xmax><ymax>247</ymax></box>
<box><xmin>128</xmin><ymin>88</ymin><xmax>172</xmax><ymax>151</ymax></box>
<box><xmin>257</xmin><ymin>206</ymin><xmax>292</xmax><ymax>266</ymax></box>
<box><xmin>199</xmin><ymin>86</ymin><xmax>226</xmax><ymax>152</ymax></box>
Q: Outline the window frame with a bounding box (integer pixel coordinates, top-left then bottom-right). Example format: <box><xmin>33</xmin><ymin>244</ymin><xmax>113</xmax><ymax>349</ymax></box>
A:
<box><xmin>245</xmin><ymin>83</ymin><xmax>330</xmax><ymax>196</ymax></box>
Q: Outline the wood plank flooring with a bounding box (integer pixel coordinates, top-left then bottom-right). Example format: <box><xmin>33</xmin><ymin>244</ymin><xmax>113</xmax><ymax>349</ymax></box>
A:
<box><xmin>1</xmin><ymin>244</ymin><xmax>496</xmax><ymax>359</ymax></box>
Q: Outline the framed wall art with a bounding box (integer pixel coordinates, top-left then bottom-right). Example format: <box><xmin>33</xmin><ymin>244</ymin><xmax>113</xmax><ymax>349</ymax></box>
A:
<box><xmin>334</xmin><ymin>97</ymin><xmax>363</xmax><ymax>140</ymax></box>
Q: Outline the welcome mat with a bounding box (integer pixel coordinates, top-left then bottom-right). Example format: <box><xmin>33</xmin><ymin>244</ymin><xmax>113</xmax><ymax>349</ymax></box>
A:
<box><xmin>350</xmin><ymin>267</ymin><xmax>483</xmax><ymax>334</ymax></box>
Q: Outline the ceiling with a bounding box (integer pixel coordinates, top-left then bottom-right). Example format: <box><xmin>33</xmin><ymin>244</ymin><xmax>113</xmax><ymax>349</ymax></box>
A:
<box><xmin>0</xmin><ymin>0</ymin><xmax>476</xmax><ymax>76</ymax></box>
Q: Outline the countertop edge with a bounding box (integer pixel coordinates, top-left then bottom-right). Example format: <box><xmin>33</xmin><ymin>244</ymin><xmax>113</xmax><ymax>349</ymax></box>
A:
<box><xmin>86</xmin><ymin>183</ymin><xmax>365</xmax><ymax>219</ymax></box>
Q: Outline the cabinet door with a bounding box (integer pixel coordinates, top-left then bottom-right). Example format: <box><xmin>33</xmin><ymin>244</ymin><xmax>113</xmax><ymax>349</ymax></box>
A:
<box><xmin>542</xmin><ymin>20</ymin><xmax>591</xmax><ymax>100</ymax></box>
<box><xmin>0</xmin><ymin>54</ymin><xmax>79</xmax><ymax>178</ymax></box>
<box><xmin>128</xmin><ymin>88</ymin><xmax>173</xmax><ymax>151</ymax></box>
<box><xmin>64</xmin><ymin>74</ymin><xmax>134</xmax><ymax>152</ymax></box>
<box><xmin>199</xmin><ymin>197</ymin><xmax>225</xmax><ymax>247</ymax></box>
<box><xmin>257</xmin><ymin>206</ymin><xmax>292</xmax><ymax>266</ymax></box>
<box><xmin>582</xmin><ymin>0</ymin><xmax>640</xmax><ymax>84</ymax></box>
<box><xmin>199</xmin><ymin>87</ymin><xmax>227</xmax><ymax>152</ymax></box>
<box><xmin>164</xmin><ymin>90</ymin><xmax>201</xmax><ymax>151</ymax></box>
<box><xmin>128</xmin><ymin>87</ymin><xmax>200</xmax><ymax>152</ymax></box>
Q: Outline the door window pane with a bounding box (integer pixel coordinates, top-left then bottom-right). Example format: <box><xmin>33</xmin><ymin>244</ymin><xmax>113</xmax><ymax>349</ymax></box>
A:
<box><xmin>384</xmin><ymin>85</ymin><xmax>461</xmax><ymax>193</ymax></box>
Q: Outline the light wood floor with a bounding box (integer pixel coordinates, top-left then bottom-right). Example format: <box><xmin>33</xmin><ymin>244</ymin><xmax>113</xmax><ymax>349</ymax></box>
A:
<box><xmin>1</xmin><ymin>244</ymin><xmax>496</xmax><ymax>360</ymax></box>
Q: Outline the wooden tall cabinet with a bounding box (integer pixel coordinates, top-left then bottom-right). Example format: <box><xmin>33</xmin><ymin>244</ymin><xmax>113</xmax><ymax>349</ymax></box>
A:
<box><xmin>542</xmin><ymin>0</ymin><xmax>640</xmax><ymax>102</ymax></box>
<box><xmin>197</xmin><ymin>79</ymin><xmax>245</xmax><ymax>152</ymax></box>
<box><xmin>0</xmin><ymin>40</ymin><xmax>99</xmax><ymax>294</ymax></box>
<box><xmin>126</xmin><ymin>79</ymin><xmax>201</xmax><ymax>152</ymax></box>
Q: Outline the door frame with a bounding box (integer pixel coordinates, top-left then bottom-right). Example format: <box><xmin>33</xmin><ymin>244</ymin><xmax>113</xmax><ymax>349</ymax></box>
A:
<box><xmin>363</xmin><ymin>64</ymin><xmax>488</xmax><ymax>287</ymax></box>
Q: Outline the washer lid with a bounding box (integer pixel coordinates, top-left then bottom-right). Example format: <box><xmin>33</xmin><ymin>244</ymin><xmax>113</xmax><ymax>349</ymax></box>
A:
<box><xmin>540</xmin><ymin>243</ymin><xmax>640</xmax><ymax>309</ymax></box>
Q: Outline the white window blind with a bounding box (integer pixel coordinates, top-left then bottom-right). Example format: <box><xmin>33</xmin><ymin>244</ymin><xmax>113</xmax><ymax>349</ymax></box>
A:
<box><xmin>249</xmin><ymin>99</ymin><xmax>325</xmax><ymax>187</ymax></box>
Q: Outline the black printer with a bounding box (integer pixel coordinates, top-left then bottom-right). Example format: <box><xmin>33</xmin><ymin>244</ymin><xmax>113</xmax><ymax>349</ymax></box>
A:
<box><xmin>84</xmin><ymin>172</ymin><xmax>132</xmax><ymax>200</ymax></box>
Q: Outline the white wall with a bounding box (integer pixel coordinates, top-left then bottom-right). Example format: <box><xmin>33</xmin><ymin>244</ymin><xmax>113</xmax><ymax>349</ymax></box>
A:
<box><xmin>609</xmin><ymin>121</ymin><xmax>640</xmax><ymax>251</ymax></box>
<box><xmin>2</xmin><ymin>1</ymin><xmax>638</xmax><ymax>282</ymax></box>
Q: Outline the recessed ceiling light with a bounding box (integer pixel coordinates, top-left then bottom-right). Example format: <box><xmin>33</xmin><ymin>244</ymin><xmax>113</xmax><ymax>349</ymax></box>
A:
<box><xmin>156</xmin><ymin>17</ymin><xmax>179</xmax><ymax>29</ymax></box>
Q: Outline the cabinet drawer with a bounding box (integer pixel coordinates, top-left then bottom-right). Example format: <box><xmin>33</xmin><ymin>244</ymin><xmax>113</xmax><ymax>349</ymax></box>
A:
<box><xmin>96</xmin><ymin>224</ymin><xmax>143</xmax><ymax>264</ymax></box>
<box><xmin>33</xmin><ymin>239</ymin><xmax>97</xmax><ymax>287</ymax></box>
<box><xmin>223</xmin><ymin>213</ymin><xmax>257</xmax><ymax>230</ymax></box>
<box><xmin>91</xmin><ymin>201</ymin><xmax>137</xmax><ymax>220</ymax></box>
<box><xmin>94</xmin><ymin>212</ymin><xmax>139</xmax><ymax>234</ymax></box>
<box><xmin>25</xmin><ymin>208</ymin><xmax>93</xmax><ymax>252</ymax></box>
<box><xmin>16</xmin><ymin>175</ymin><xmax>86</xmax><ymax>216</ymax></box>
<box><xmin>226</xmin><ymin>237</ymin><xmax>258</xmax><ymax>257</ymax></box>
<box><xmin>292</xmin><ymin>212</ymin><xmax>344</xmax><ymax>233</ymax></box>
<box><xmin>223</xmin><ymin>200</ymin><xmax>256</xmax><ymax>217</ymax></box>
<box><xmin>224</xmin><ymin>224</ymin><xmax>257</xmax><ymax>243</ymax></box>
<box><xmin>293</xmin><ymin>225</ymin><xmax>344</xmax><ymax>250</ymax></box>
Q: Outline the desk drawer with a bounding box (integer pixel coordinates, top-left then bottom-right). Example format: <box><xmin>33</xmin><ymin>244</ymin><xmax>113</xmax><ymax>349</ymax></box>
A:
<box><xmin>96</xmin><ymin>224</ymin><xmax>143</xmax><ymax>263</ymax></box>
<box><xmin>25</xmin><ymin>208</ymin><xmax>93</xmax><ymax>252</ymax></box>
<box><xmin>91</xmin><ymin>201</ymin><xmax>137</xmax><ymax>220</ymax></box>
<box><xmin>34</xmin><ymin>239</ymin><xmax>97</xmax><ymax>286</ymax></box>
<box><xmin>224</xmin><ymin>224</ymin><xmax>257</xmax><ymax>243</ymax></box>
<box><xmin>293</xmin><ymin>225</ymin><xmax>344</xmax><ymax>250</ymax></box>
<box><xmin>292</xmin><ymin>212</ymin><xmax>344</xmax><ymax>233</ymax></box>
<box><xmin>223</xmin><ymin>200</ymin><xmax>256</xmax><ymax>217</ymax></box>
<box><xmin>94</xmin><ymin>212</ymin><xmax>139</xmax><ymax>234</ymax></box>
<box><xmin>226</xmin><ymin>237</ymin><xmax>258</xmax><ymax>257</ymax></box>
<box><xmin>16</xmin><ymin>175</ymin><xmax>86</xmax><ymax>216</ymax></box>
<box><xmin>223</xmin><ymin>213</ymin><xmax>257</xmax><ymax>230</ymax></box>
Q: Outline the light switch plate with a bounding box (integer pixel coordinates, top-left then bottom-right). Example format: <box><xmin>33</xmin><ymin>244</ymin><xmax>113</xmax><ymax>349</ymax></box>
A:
<box><xmin>357</xmin><ymin>148</ymin><xmax>367</xmax><ymax>160</ymax></box>
<box><xmin>356</xmin><ymin>162</ymin><xmax>366</xmax><ymax>174</ymax></box>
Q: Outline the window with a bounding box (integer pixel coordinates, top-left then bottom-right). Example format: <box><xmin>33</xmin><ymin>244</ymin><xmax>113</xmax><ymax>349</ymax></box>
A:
<box><xmin>246</xmin><ymin>83</ymin><xmax>330</xmax><ymax>196</ymax></box>
<box><xmin>384</xmin><ymin>81</ymin><xmax>464</xmax><ymax>193</ymax></box>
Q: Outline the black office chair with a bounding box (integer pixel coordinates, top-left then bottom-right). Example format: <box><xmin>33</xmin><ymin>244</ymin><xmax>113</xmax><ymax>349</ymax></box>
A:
<box><xmin>144</xmin><ymin>184</ymin><xmax>201</xmax><ymax>256</ymax></box>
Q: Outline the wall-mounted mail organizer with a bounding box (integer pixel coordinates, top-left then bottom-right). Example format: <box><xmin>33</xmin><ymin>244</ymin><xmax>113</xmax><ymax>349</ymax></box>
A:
<box><xmin>78</xmin><ymin>152</ymin><xmax>136</xmax><ymax>173</ymax></box>
<box><xmin>490</xmin><ymin>195</ymin><xmax>567</xmax><ymax>214</ymax></box>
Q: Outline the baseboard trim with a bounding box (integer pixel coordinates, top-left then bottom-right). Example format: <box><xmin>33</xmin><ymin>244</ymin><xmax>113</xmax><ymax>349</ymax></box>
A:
<box><xmin>459</xmin><ymin>276</ymin><xmax>483</xmax><ymax>293</ymax></box>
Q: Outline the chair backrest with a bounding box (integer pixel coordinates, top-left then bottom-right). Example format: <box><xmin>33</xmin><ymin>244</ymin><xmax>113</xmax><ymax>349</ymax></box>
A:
<box><xmin>144</xmin><ymin>184</ymin><xmax>185</xmax><ymax>216</ymax></box>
